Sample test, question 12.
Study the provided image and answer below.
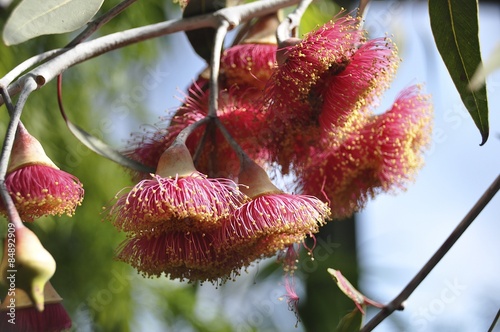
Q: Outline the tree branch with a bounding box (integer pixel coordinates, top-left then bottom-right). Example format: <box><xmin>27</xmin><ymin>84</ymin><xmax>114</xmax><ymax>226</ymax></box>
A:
<box><xmin>0</xmin><ymin>0</ymin><xmax>138</xmax><ymax>105</ymax></box>
<box><xmin>0</xmin><ymin>0</ymin><xmax>300</xmax><ymax>106</ymax></box>
<box><xmin>65</xmin><ymin>0</ymin><xmax>139</xmax><ymax>48</ymax></box>
<box><xmin>360</xmin><ymin>173</ymin><xmax>500</xmax><ymax>331</ymax></box>
<box><xmin>0</xmin><ymin>49</ymin><xmax>65</xmax><ymax>90</ymax></box>
<box><xmin>208</xmin><ymin>20</ymin><xmax>229</xmax><ymax>118</ymax></box>
<box><xmin>0</xmin><ymin>79</ymin><xmax>38</xmax><ymax>229</ymax></box>
<box><xmin>276</xmin><ymin>0</ymin><xmax>312</xmax><ymax>43</ymax></box>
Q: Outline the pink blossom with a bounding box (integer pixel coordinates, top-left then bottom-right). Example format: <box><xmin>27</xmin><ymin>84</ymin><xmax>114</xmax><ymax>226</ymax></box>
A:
<box><xmin>109</xmin><ymin>172</ymin><xmax>246</xmax><ymax>234</ymax></box>
<box><xmin>2</xmin><ymin>166</ymin><xmax>84</xmax><ymax>221</ymax></box>
<box><xmin>298</xmin><ymin>86</ymin><xmax>433</xmax><ymax>218</ymax></box>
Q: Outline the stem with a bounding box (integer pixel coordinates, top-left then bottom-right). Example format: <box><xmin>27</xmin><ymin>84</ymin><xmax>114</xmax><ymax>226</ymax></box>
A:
<box><xmin>0</xmin><ymin>86</ymin><xmax>16</xmax><ymax>117</ymax></box>
<box><xmin>65</xmin><ymin>0</ymin><xmax>139</xmax><ymax>48</ymax></box>
<box><xmin>276</xmin><ymin>0</ymin><xmax>312</xmax><ymax>43</ymax></box>
<box><xmin>0</xmin><ymin>0</ymin><xmax>138</xmax><ymax>105</ymax></box>
<box><xmin>361</xmin><ymin>174</ymin><xmax>500</xmax><ymax>331</ymax></box>
<box><xmin>0</xmin><ymin>79</ymin><xmax>38</xmax><ymax>229</ymax></box>
<box><xmin>214</xmin><ymin>118</ymin><xmax>250</xmax><ymax>164</ymax></box>
<box><xmin>174</xmin><ymin>117</ymin><xmax>210</xmax><ymax>146</ymax></box>
<box><xmin>488</xmin><ymin>308</ymin><xmax>500</xmax><ymax>332</ymax></box>
<box><xmin>0</xmin><ymin>49</ymin><xmax>65</xmax><ymax>91</ymax></box>
<box><xmin>192</xmin><ymin>126</ymin><xmax>210</xmax><ymax>165</ymax></box>
<box><xmin>208</xmin><ymin>20</ymin><xmax>229</xmax><ymax>118</ymax></box>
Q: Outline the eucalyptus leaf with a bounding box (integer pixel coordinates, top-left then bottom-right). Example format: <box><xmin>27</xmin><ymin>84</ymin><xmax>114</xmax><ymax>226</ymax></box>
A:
<box><xmin>64</xmin><ymin>120</ymin><xmax>155</xmax><ymax>174</ymax></box>
<box><xmin>2</xmin><ymin>0</ymin><xmax>104</xmax><ymax>45</ymax></box>
<box><xmin>336</xmin><ymin>308</ymin><xmax>364</xmax><ymax>332</ymax></box>
<box><xmin>57</xmin><ymin>74</ymin><xmax>154</xmax><ymax>173</ymax></box>
<box><xmin>429</xmin><ymin>0</ymin><xmax>489</xmax><ymax>145</ymax></box>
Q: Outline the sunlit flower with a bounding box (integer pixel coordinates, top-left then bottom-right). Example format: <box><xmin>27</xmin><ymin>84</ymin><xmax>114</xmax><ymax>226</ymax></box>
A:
<box><xmin>260</xmin><ymin>14</ymin><xmax>398</xmax><ymax>173</ymax></box>
<box><xmin>228</xmin><ymin>192</ymin><xmax>328</xmax><ymax>239</ymax></box>
<box><xmin>219</xmin><ymin>159</ymin><xmax>330</xmax><ymax>265</ymax></box>
<box><xmin>116</xmin><ymin>228</ymin><xmax>261</xmax><ymax>283</ymax></box>
<box><xmin>109</xmin><ymin>143</ymin><xmax>247</xmax><ymax>234</ymax></box>
<box><xmin>266</xmin><ymin>15</ymin><xmax>364</xmax><ymax>114</ymax></box>
<box><xmin>221</xmin><ymin>43</ymin><xmax>277</xmax><ymax>91</ymax></box>
<box><xmin>125</xmin><ymin>86</ymin><xmax>267</xmax><ymax>180</ymax></box>
<box><xmin>110</xmin><ymin>172</ymin><xmax>245</xmax><ymax>234</ymax></box>
<box><xmin>0</xmin><ymin>282</ymin><xmax>72</xmax><ymax>332</ymax></box>
<box><xmin>116</xmin><ymin>230</ymin><xmax>220</xmax><ymax>281</ymax></box>
<box><xmin>317</xmin><ymin>37</ymin><xmax>398</xmax><ymax>136</ymax></box>
<box><xmin>298</xmin><ymin>86</ymin><xmax>433</xmax><ymax>218</ymax></box>
<box><xmin>0</xmin><ymin>127</ymin><xmax>84</xmax><ymax>221</ymax></box>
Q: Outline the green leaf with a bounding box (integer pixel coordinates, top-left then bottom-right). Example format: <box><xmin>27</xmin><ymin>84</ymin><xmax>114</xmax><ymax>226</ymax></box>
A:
<box><xmin>183</xmin><ymin>0</ymin><xmax>226</xmax><ymax>63</ymax></box>
<box><xmin>336</xmin><ymin>308</ymin><xmax>364</xmax><ymax>332</ymax></box>
<box><xmin>58</xmin><ymin>75</ymin><xmax>154</xmax><ymax>174</ymax></box>
<box><xmin>429</xmin><ymin>0</ymin><xmax>489</xmax><ymax>145</ymax></box>
<box><xmin>64</xmin><ymin>120</ymin><xmax>155</xmax><ymax>174</ymax></box>
<box><xmin>299</xmin><ymin>1</ymin><xmax>339</xmax><ymax>35</ymax></box>
<box><xmin>2</xmin><ymin>0</ymin><xmax>104</xmax><ymax>45</ymax></box>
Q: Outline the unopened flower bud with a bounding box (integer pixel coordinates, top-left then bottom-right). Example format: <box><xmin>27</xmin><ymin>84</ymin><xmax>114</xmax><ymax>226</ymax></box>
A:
<box><xmin>0</xmin><ymin>226</ymin><xmax>56</xmax><ymax>311</ymax></box>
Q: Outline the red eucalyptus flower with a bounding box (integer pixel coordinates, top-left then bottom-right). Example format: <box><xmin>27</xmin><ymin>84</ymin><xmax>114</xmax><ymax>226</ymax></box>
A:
<box><xmin>221</xmin><ymin>43</ymin><xmax>277</xmax><ymax>91</ymax></box>
<box><xmin>317</xmin><ymin>37</ymin><xmax>399</xmax><ymax>136</ymax></box>
<box><xmin>298</xmin><ymin>86</ymin><xmax>433</xmax><ymax>218</ymax></box>
<box><xmin>126</xmin><ymin>86</ymin><xmax>268</xmax><ymax>180</ymax></box>
<box><xmin>0</xmin><ymin>126</ymin><xmax>84</xmax><ymax>221</ymax></box>
<box><xmin>116</xmin><ymin>230</ymin><xmax>223</xmax><ymax>281</ymax></box>
<box><xmin>261</xmin><ymin>14</ymin><xmax>399</xmax><ymax>172</ymax></box>
<box><xmin>217</xmin><ymin>159</ymin><xmax>330</xmax><ymax>268</ymax></box>
<box><xmin>109</xmin><ymin>143</ymin><xmax>246</xmax><ymax>234</ymax></box>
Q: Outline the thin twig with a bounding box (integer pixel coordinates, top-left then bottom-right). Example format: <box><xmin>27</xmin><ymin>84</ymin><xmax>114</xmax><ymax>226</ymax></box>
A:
<box><xmin>65</xmin><ymin>0</ymin><xmax>138</xmax><ymax>48</ymax></box>
<box><xmin>358</xmin><ymin>0</ymin><xmax>371</xmax><ymax>20</ymax></box>
<box><xmin>0</xmin><ymin>85</ymin><xmax>15</xmax><ymax>117</ymax></box>
<box><xmin>276</xmin><ymin>0</ymin><xmax>312</xmax><ymax>43</ymax></box>
<box><xmin>488</xmin><ymin>308</ymin><xmax>500</xmax><ymax>332</ymax></box>
<box><xmin>208</xmin><ymin>20</ymin><xmax>229</xmax><ymax>118</ymax></box>
<box><xmin>361</xmin><ymin>174</ymin><xmax>500</xmax><ymax>331</ymax></box>
<box><xmin>214</xmin><ymin>117</ymin><xmax>249</xmax><ymax>163</ymax></box>
<box><xmin>0</xmin><ymin>82</ymin><xmax>37</xmax><ymax>178</ymax></box>
<box><xmin>174</xmin><ymin>117</ymin><xmax>210</xmax><ymax>145</ymax></box>
<box><xmin>357</xmin><ymin>0</ymin><xmax>371</xmax><ymax>31</ymax></box>
<box><xmin>0</xmin><ymin>79</ymin><xmax>38</xmax><ymax>229</ymax></box>
<box><xmin>0</xmin><ymin>0</ymin><xmax>138</xmax><ymax>105</ymax></box>
<box><xmin>192</xmin><ymin>126</ymin><xmax>210</xmax><ymax>165</ymax></box>
<box><xmin>0</xmin><ymin>49</ymin><xmax>65</xmax><ymax>90</ymax></box>
<box><xmin>0</xmin><ymin>0</ymin><xmax>300</xmax><ymax>107</ymax></box>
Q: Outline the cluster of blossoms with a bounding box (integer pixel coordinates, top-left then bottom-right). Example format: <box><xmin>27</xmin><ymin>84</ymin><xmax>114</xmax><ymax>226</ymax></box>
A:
<box><xmin>0</xmin><ymin>4</ymin><xmax>433</xmax><ymax>330</ymax></box>
<box><xmin>0</xmin><ymin>124</ymin><xmax>82</xmax><ymax>331</ymax></box>
<box><xmin>110</xmin><ymin>138</ymin><xmax>330</xmax><ymax>283</ymax></box>
<box><xmin>111</xmin><ymin>11</ymin><xmax>432</xmax><ymax>310</ymax></box>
